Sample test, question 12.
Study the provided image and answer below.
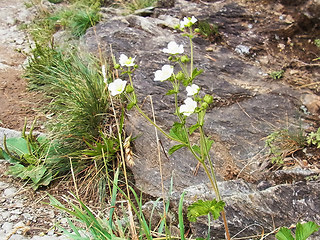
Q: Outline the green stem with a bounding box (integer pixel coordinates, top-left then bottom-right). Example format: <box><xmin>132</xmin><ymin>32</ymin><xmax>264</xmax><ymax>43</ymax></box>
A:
<box><xmin>134</xmin><ymin>104</ymin><xmax>184</xmax><ymax>144</ymax></box>
<box><xmin>199</xmin><ymin>126</ymin><xmax>231</xmax><ymax>240</ymax></box>
<box><xmin>189</xmin><ymin>28</ymin><xmax>194</xmax><ymax>77</ymax></box>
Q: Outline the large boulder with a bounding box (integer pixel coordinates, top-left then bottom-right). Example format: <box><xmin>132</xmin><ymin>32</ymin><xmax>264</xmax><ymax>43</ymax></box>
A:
<box><xmin>84</xmin><ymin>12</ymin><xmax>303</xmax><ymax>196</ymax></box>
<box><xmin>82</xmin><ymin>0</ymin><xmax>320</xmax><ymax>238</ymax></box>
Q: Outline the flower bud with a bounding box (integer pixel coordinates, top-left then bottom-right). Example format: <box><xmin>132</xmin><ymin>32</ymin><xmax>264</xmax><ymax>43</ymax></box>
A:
<box><xmin>194</xmin><ymin>28</ymin><xmax>200</xmax><ymax>33</ymax></box>
<box><xmin>201</xmin><ymin>102</ymin><xmax>208</xmax><ymax>109</ymax></box>
<box><xmin>114</xmin><ymin>64</ymin><xmax>120</xmax><ymax>69</ymax></box>
<box><xmin>181</xmin><ymin>55</ymin><xmax>190</xmax><ymax>63</ymax></box>
<box><xmin>134</xmin><ymin>64</ymin><xmax>139</xmax><ymax>69</ymax></box>
<box><xmin>203</xmin><ymin>94</ymin><xmax>213</xmax><ymax>104</ymax></box>
<box><xmin>168</xmin><ymin>56</ymin><xmax>173</xmax><ymax>61</ymax></box>
<box><xmin>176</xmin><ymin>71</ymin><xmax>185</xmax><ymax>81</ymax></box>
<box><xmin>126</xmin><ymin>84</ymin><xmax>134</xmax><ymax>93</ymax></box>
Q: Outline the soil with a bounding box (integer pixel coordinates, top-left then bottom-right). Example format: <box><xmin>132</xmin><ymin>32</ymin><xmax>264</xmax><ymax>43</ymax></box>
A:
<box><xmin>0</xmin><ymin>0</ymin><xmax>43</xmax><ymax>131</ymax></box>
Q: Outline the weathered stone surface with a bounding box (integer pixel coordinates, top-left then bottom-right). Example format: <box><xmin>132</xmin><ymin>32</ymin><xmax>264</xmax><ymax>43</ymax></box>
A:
<box><xmin>84</xmin><ymin>8</ymin><xmax>304</xmax><ymax>196</ymax></box>
<box><xmin>187</xmin><ymin>181</ymin><xmax>320</xmax><ymax>239</ymax></box>
<box><xmin>83</xmin><ymin>2</ymin><xmax>320</xmax><ymax>238</ymax></box>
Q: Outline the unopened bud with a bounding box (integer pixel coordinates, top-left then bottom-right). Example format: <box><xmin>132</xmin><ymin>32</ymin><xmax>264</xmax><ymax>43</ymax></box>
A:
<box><xmin>176</xmin><ymin>71</ymin><xmax>185</xmax><ymax>81</ymax></box>
<box><xmin>201</xmin><ymin>102</ymin><xmax>209</xmax><ymax>109</ymax></box>
<box><xmin>126</xmin><ymin>84</ymin><xmax>134</xmax><ymax>93</ymax></box>
<box><xmin>203</xmin><ymin>94</ymin><xmax>213</xmax><ymax>104</ymax></box>
<box><xmin>114</xmin><ymin>64</ymin><xmax>120</xmax><ymax>69</ymax></box>
<box><xmin>181</xmin><ymin>55</ymin><xmax>190</xmax><ymax>63</ymax></box>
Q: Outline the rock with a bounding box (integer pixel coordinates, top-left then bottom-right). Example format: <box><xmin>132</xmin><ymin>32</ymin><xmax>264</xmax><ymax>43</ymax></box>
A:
<box><xmin>156</xmin><ymin>0</ymin><xmax>175</xmax><ymax>8</ymax></box>
<box><xmin>134</xmin><ymin>7</ymin><xmax>155</xmax><ymax>17</ymax></box>
<box><xmin>301</xmin><ymin>93</ymin><xmax>320</xmax><ymax>115</ymax></box>
<box><xmin>3</xmin><ymin>187</ymin><xmax>17</xmax><ymax>197</ymax></box>
<box><xmin>0</xmin><ymin>181</ymin><xmax>10</xmax><ymax>190</ymax></box>
<box><xmin>84</xmin><ymin>8</ymin><xmax>303</xmax><ymax>197</ymax></box>
<box><xmin>2</xmin><ymin>222</ymin><xmax>13</xmax><ymax>233</ymax></box>
<box><xmin>235</xmin><ymin>44</ymin><xmax>251</xmax><ymax>55</ymax></box>
<box><xmin>187</xmin><ymin>181</ymin><xmax>320</xmax><ymax>239</ymax></box>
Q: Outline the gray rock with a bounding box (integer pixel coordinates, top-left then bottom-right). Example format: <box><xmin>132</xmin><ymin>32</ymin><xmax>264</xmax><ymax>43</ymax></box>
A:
<box><xmin>84</xmin><ymin>13</ymin><xmax>303</xmax><ymax>196</ymax></box>
<box><xmin>3</xmin><ymin>187</ymin><xmax>17</xmax><ymax>197</ymax></box>
<box><xmin>2</xmin><ymin>222</ymin><xmax>13</xmax><ymax>233</ymax></box>
<box><xmin>0</xmin><ymin>128</ymin><xmax>21</xmax><ymax>149</ymax></box>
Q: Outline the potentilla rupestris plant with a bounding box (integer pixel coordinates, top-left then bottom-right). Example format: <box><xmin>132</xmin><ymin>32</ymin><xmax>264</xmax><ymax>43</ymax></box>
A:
<box><xmin>103</xmin><ymin>16</ymin><xmax>231</xmax><ymax>240</ymax></box>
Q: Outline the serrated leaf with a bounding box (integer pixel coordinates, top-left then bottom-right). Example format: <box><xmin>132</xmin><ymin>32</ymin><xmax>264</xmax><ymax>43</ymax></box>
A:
<box><xmin>192</xmin><ymin>145</ymin><xmax>201</xmax><ymax>155</ymax></box>
<box><xmin>169</xmin><ymin>122</ymin><xmax>188</xmax><ymax>144</ymax></box>
<box><xmin>189</xmin><ymin>124</ymin><xmax>200</xmax><ymax>134</ymax></box>
<box><xmin>168</xmin><ymin>144</ymin><xmax>186</xmax><ymax>155</ymax></box>
<box><xmin>187</xmin><ymin>199</ymin><xmax>225</xmax><ymax>222</ymax></box>
<box><xmin>192</xmin><ymin>68</ymin><xmax>204</xmax><ymax>79</ymax></box>
<box><xmin>276</xmin><ymin>227</ymin><xmax>294</xmax><ymax>240</ymax></box>
<box><xmin>205</xmin><ymin>137</ymin><xmax>214</xmax><ymax>156</ymax></box>
<box><xmin>296</xmin><ymin>222</ymin><xmax>320</xmax><ymax>240</ymax></box>
<box><xmin>127</xmin><ymin>102</ymin><xmax>135</xmax><ymax>110</ymax></box>
<box><xmin>166</xmin><ymin>89</ymin><xmax>177</xmax><ymax>95</ymax></box>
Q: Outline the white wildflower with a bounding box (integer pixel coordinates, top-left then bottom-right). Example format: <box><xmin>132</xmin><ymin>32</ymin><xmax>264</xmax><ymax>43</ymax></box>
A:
<box><xmin>154</xmin><ymin>65</ymin><xmax>174</xmax><ymax>82</ymax></box>
<box><xmin>108</xmin><ymin>78</ymin><xmax>127</xmax><ymax>96</ymax></box>
<box><xmin>180</xmin><ymin>97</ymin><xmax>197</xmax><ymax>116</ymax></box>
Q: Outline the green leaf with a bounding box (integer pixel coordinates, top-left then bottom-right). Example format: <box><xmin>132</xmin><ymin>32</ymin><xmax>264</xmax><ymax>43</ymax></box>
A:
<box><xmin>187</xmin><ymin>199</ymin><xmax>225</xmax><ymax>222</ymax></box>
<box><xmin>5</xmin><ymin>137</ymin><xmax>30</xmax><ymax>156</ymax></box>
<box><xmin>166</xmin><ymin>89</ymin><xmax>178</xmax><ymax>95</ymax></box>
<box><xmin>192</xmin><ymin>68</ymin><xmax>204</xmax><ymax>79</ymax></box>
<box><xmin>0</xmin><ymin>148</ymin><xmax>4</xmax><ymax>159</ymax></box>
<box><xmin>169</xmin><ymin>123</ymin><xmax>188</xmax><ymax>144</ymax></box>
<box><xmin>6</xmin><ymin>164</ymin><xmax>27</xmax><ymax>179</ymax></box>
<box><xmin>168</xmin><ymin>144</ymin><xmax>186</xmax><ymax>155</ymax></box>
<box><xmin>276</xmin><ymin>227</ymin><xmax>294</xmax><ymax>240</ymax></box>
<box><xmin>205</xmin><ymin>137</ymin><xmax>214</xmax><ymax>156</ymax></box>
<box><xmin>189</xmin><ymin>124</ymin><xmax>200</xmax><ymax>134</ymax></box>
<box><xmin>127</xmin><ymin>102</ymin><xmax>135</xmax><ymax>110</ymax></box>
<box><xmin>25</xmin><ymin>165</ymin><xmax>47</xmax><ymax>185</ymax></box>
<box><xmin>296</xmin><ymin>222</ymin><xmax>320</xmax><ymax>240</ymax></box>
<box><xmin>192</xmin><ymin>145</ymin><xmax>201</xmax><ymax>155</ymax></box>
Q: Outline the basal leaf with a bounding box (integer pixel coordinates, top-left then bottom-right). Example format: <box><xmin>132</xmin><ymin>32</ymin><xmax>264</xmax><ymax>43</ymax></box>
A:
<box><xmin>187</xmin><ymin>199</ymin><xmax>225</xmax><ymax>222</ymax></box>
<box><xmin>276</xmin><ymin>227</ymin><xmax>294</xmax><ymax>240</ymax></box>
<box><xmin>5</xmin><ymin>137</ymin><xmax>30</xmax><ymax>156</ymax></box>
<box><xmin>296</xmin><ymin>222</ymin><xmax>320</xmax><ymax>240</ymax></box>
<box><xmin>168</xmin><ymin>144</ymin><xmax>186</xmax><ymax>155</ymax></box>
<box><xmin>25</xmin><ymin>165</ymin><xmax>46</xmax><ymax>185</ymax></box>
<box><xmin>6</xmin><ymin>164</ymin><xmax>27</xmax><ymax>179</ymax></box>
<box><xmin>189</xmin><ymin>124</ymin><xmax>200</xmax><ymax>135</ymax></box>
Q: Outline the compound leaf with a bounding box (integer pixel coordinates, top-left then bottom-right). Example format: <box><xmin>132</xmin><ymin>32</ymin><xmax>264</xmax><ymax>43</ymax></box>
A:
<box><xmin>276</xmin><ymin>227</ymin><xmax>294</xmax><ymax>240</ymax></box>
<box><xmin>169</xmin><ymin>122</ymin><xmax>188</xmax><ymax>144</ymax></box>
<box><xmin>168</xmin><ymin>144</ymin><xmax>186</xmax><ymax>155</ymax></box>
<box><xmin>296</xmin><ymin>222</ymin><xmax>320</xmax><ymax>240</ymax></box>
<box><xmin>187</xmin><ymin>199</ymin><xmax>225</xmax><ymax>222</ymax></box>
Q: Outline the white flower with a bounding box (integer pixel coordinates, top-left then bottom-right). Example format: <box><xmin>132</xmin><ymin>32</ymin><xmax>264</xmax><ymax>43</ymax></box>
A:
<box><xmin>101</xmin><ymin>65</ymin><xmax>107</xmax><ymax>83</ymax></box>
<box><xmin>180</xmin><ymin>16</ymin><xmax>198</xmax><ymax>29</ymax></box>
<box><xmin>186</xmin><ymin>84</ymin><xmax>200</xmax><ymax>96</ymax></box>
<box><xmin>163</xmin><ymin>41</ymin><xmax>184</xmax><ymax>55</ymax></box>
<box><xmin>108</xmin><ymin>78</ymin><xmax>127</xmax><ymax>96</ymax></box>
<box><xmin>119</xmin><ymin>54</ymin><xmax>135</xmax><ymax>67</ymax></box>
<box><xmin>154</xmin><ymin>65</ymin><xmax>174</xmax><ymax>82</ymax></box>
<box><xmin>180</xmin><ymin>97</ymin><xmax>197</xmax><ymax>116</ymax></box>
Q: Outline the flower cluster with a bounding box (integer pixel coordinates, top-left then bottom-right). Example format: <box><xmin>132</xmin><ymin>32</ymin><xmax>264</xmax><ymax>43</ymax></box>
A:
<box><xmin>107</xmin><ymin>16</ymin><xmax>205</xmax><ymax>117</ymax></box>
<box><xmin>179</xmin><ymin>16</ymin><xmax>197</xmax><ymax>30</ymax></box>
